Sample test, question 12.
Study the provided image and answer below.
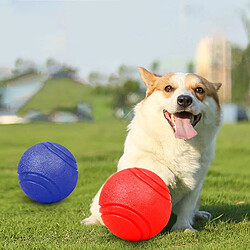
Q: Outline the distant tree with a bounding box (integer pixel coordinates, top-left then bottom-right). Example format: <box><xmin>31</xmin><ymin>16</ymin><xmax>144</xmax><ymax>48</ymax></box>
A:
<box><xmin>15</xmin><ymin>58</ymin><xmax>24</xmax><ymax>68</ymax></box>
<box><xmin>113</xmin><ymin>79</ymin><xmax>141</xmax><ymax>110</ymax></box>
<box><xmin>123</xmin><ymin>80</ymin><xmax>140</xmax><ymax>93</ymax></box>
<box><xmin>60</xmin><ymin>66</ymin><xmax>77</xmax><ymax>74</ymax></box>
<box><xmin>13</xmin><ymin>58</ymin><xmax>35</xmax><ymax>74</ymax></box>
<box><xmin>0</xmin><ymin>92</ymin><xmax>3</xmax><ymax>108</ymax></box>
<box><xmin>46</xmin><ymin>58</ymin><xmax>58</xmax><ymax>68</ymax></box>
<box><xmin>108</xmin><ymin>74</ymin><xmax>121</xmax><ymax>86</ymax></box>
<box><xmin>118</xmin><ymin>65</ymin><xmax>130</xmax><ymax>80</ymax></box>
<box><xmin>231</xmin><ymin>44</ymin><xmax>250</xmax><ymax>105</ymax></box>
<box><xmin>113</xmin><ymin>86</ymin><xmax>127</xmax><ymax>109</ymax></box>
<box><xmin>150</xmin><ymin>61</ymin><xmax>160</xmax><ymax>73</ymax></box>
<box><xmin>118</xmin><ymin>64</ymin><xmax>137</xmax><ymax>81</ymax></box>
<box><xmin>187</xmin><ymin>61</ymin><xmax>194</xmax><ymax>73</ymax></box>
<box><xmin>88</xmin><ymin>71</ymin><xmax>105</xmax><ymax>86</ymax></box>
<box><xmin>231</xmin><ymin>8</ymin><xmax>250</xmax><ymax>105</ymax></box>
<box><xmin>241</xmin><ymin>9</ymin><xmax>250</xmax><ymax>43</ymax></box>
<box><xmin>91</xmin><ymin>64</ymin><xmax>150</xmax><ymax>114</ymax></box>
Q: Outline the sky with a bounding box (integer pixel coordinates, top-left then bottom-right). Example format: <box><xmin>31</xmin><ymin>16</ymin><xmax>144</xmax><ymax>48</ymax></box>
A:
<box><xmin>0</xmin><ymin>0</ymin><xmax>249</xmax><ymax>79</ymax></box>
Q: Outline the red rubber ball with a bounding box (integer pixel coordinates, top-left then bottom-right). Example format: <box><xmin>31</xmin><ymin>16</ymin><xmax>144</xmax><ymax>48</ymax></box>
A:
<box><xmin>99</xmin><ymin>168</ymin><xmax>172</xmax><ymax>241</ymax></box>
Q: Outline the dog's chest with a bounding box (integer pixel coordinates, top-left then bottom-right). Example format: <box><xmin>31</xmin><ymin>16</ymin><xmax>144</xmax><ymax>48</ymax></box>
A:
<box><xmin>154</xmin><ymin>138</ymin><xmax>207</xmax><ymax>190</ymax></box>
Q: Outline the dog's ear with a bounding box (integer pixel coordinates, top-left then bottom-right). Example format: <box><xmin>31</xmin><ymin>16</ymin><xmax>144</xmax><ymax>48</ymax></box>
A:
<box><xmin>137</xmin><ymin>67</ymin><xmax>161</xmax><ymax>89</ymax></box>
<box><xmin>213</xmin><ymin>82</ymin><xmax>222</xmax><ymax>91</ymax></box>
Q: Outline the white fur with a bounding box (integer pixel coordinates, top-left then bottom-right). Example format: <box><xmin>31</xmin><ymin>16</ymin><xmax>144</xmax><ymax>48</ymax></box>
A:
<box><xmin>82</xmin><ymin>73</ymin><xmax>221</xmax><ymax>231</ymax></box>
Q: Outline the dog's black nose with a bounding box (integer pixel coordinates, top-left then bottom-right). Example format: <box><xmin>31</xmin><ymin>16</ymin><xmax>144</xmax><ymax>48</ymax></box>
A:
<box><xmin>177</xmin><ymin>95</ymin><xmax>193</xmax><ymax>108</ymax></box>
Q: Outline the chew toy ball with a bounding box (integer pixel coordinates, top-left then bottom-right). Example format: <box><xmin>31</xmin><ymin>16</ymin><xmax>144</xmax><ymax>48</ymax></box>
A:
<box><xmin>17</xmin><ymin>142</ymin><xmax>78</xmax><ymax>203</ymax></box>
<box><xmin>99</xmin><ymin>168</ymin><xmax>172</xmax><ymax>241</ymax></box>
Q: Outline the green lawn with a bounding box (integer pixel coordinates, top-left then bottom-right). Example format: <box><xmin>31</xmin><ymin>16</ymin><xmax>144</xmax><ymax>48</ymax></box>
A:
<box><xmin>18</xmin><ymin>78</ymin><xmax>114</xmax><ymax>120</ymax></box>
<box><xmin>0</xmin><ymin>121</ymin><xmax>249</xmax><ymax>249</ymax></box>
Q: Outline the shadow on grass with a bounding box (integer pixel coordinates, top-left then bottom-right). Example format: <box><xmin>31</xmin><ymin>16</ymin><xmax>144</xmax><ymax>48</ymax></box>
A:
<box><xmin>162</xmin><ymin>203</ymin><xmax>249</xmax><ymax>233</ymax></box>
<box><xmin>200</xmin><ymin>203</ymin><xmax>249</xmax><ymax>222</ymax></box>
<box><xmin>20</xmin><ymin>194</ymin><xmax>72</xmax><ymax>208</ymax></box>
<box><xmin>91</xmin><ymin>204</ymin><xmax>249</xmax><ymax>246</ymax></box>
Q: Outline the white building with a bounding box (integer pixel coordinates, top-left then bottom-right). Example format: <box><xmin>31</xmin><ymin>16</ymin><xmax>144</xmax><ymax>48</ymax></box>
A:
<box><xmin>195</xmin><ymin>37</ymin><xmax>232</xmax><ymax>104</ymax></box>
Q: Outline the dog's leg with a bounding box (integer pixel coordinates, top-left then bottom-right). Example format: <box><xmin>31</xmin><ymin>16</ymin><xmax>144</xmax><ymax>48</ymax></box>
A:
<box><xmin>81</xmin><ymin>185</ymin><xmax>104</xmax><ymax>226</ymax></box>
<box><xmin>118</xmin><ymin>156</ymin><xmax>177</xmax><ymax>188</ymax></box>
<box><xmin>194</xmin><ymin>196</ymin><xmax>212</xmax><ymax>221</ymax></box>
<box><xmin>82</xmin><ymin>156</ymin><xmax>176</xmax><ymax>226</ymax></box>
<box><xmin>171</xmin><ymin>185</ymin><xmax>202</xmax><ymax>232</ymax></box>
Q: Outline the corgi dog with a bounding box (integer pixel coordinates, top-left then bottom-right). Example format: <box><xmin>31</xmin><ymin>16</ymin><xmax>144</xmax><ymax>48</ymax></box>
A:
<box><xmin>82</xmin><ymin>67</ymin><xmax>222</xmax><ymax>232</ymax></box>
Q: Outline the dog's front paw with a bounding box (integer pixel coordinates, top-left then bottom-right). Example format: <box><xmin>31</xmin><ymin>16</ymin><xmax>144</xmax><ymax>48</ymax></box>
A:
<box><xmin>171</xmin><ymin>223</ymin><xmax>198</xmax><ymax>232</ymax></box>
<box><xmin>80</xmin><ymin>215</ymin><xmax>101</xmax><ymax>226</ymax></box>
<box><xmin>194</xmin><ymin>211</ymin><xmax>212</xmax><ymax>221</ymax></box>
<box><xmin>183</xmin><ymin>227</ymin><xmax>198</xmax><ymax>233</ymax></box>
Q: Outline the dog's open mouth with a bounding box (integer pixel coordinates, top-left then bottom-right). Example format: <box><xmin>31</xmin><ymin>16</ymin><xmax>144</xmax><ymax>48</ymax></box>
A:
<box><xmin>163</xmin><ymin>110</ymin><xmax>202</xmax><ymax>140</ymax></box>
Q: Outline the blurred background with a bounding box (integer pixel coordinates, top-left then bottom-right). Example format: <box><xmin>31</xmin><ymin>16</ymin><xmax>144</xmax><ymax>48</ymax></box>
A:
<box><xmin>0</xmin><ymin>0</ymin><xmax>249</xmax><ymax>124</ymax></box>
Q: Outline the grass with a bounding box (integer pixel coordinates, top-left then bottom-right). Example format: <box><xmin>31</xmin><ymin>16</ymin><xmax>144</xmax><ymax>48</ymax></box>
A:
<box><xmin>18</xmin><ymin>78</ymin><xmax>114</xmax><ymax>120</ymax></box>
<box><xmin>0</xmin><ymin>121</ymin><xmax>249</xmax><ymax>249</ymax></box>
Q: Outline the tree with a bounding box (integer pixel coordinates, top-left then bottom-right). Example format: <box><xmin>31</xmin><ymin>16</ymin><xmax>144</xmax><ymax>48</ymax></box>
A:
<box><xmin>113</xmin><ymin>80</ymin><xmax>141</xmax><ymax>110</ymax></box>
<box><xmin>0</xmin><ymin>92</ymin><xmax>3</xmax><ymax>108</ymax></box>
<box><xmin>13</xmin><ymin>58</ymin><xmax>35</xmax><ymax>74</ymax></box>
<box><xmin>187</xmin><ymin>61</ymin><xmax>194</xmax><ymax>73</ymax></box>
<box><xmin>88</xmin><ymin>72</ymin><xmax>105</xmax><ymax>86</ymax></box>
<box><xmin>241</xmin><ymin>10</ymin><xmax>250</xmax><ymax>43</ymax></box>
<box><xmin>46</xmin><ymin>58</ymin><xmax>58</xmax><ymax>68</ymax></box>
<box><xmin>123</xmin><ymin>80</ymin><xmax>140</xmax><ymax>93</ymax></box>
<box><xmin>231</xmin><ymin>44</ymin><xmax>250</xmax><ymax>105</ymax></box>
<box><xmin>231</xmin><ymin>8</ymin><xmax>250</xmax><ymax>105</ymax></box>
<box><xmin>150</xmin><ymin>61</ymin><xmax>160</xmax><ymax>73</ymax></box>
<box><xmin>118</xmin><ymin>64</ymin><xmax>137</xmax><ymax>81</ymax></box>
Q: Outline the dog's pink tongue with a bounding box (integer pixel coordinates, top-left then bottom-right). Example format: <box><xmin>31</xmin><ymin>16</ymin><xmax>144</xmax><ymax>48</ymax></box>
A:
<box><xmin>174</xmin><ymin>113</ymin><xmax>197</xmax><ymax>140</ymax></box>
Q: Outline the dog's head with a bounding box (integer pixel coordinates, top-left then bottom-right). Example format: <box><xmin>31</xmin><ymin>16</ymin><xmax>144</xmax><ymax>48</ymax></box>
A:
<box><xmin>138</xmin><ymin>67</ymin><xmax>222</xmax><ymax>140</ymax></box>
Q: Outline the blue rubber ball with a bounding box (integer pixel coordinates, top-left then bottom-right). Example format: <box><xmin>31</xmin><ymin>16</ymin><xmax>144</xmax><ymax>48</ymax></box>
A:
<box><xmin>17</xmin><ymin>142</ymin><xmax>78</xmax><ymax>203</ymax></box>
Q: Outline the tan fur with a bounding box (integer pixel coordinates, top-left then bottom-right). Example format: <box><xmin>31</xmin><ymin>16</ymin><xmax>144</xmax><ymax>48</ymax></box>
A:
<box><xmin>138</xmin><ymin>68</ymin><xmax>221</xmax><ymax>107</ymax></box>
<box><xmin>188</xmin><ymin>74</ymin><xmax>221</xmax><ymax>108</ymax></box>
<box><xmin>138</xmin><ymin>67</ymin><xmax>175</xmax><ymax>98</ymax></box>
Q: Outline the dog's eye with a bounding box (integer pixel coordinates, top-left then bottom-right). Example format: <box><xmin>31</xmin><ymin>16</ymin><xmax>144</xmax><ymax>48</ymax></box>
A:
<box><xmin>195</xmin><ymin>87</ymin><xmax>204</xmax><ymax>94</ymax></box>
<box><xmin>165</xmin><ymin>85</ymin><xmax>173</xmax><ymax>92</ymax></box>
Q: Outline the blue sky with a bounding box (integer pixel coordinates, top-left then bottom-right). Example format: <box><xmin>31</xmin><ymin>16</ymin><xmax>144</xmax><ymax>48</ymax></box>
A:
<box><xmin>0</xmin><ymin>0</ymin><xmax>249</xmax><ymax>78</ymax></box>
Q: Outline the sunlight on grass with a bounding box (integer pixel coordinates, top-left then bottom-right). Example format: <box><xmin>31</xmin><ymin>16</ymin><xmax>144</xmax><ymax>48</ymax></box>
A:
<box><xmin>18</xmin><ymin>78</ymin><xmax>114</xmax><ymax>120</ymax></box>
<box><xmin>0</xmin><ymin>121</ymin><xmax>249</xmax><ymax>249</ymax></box>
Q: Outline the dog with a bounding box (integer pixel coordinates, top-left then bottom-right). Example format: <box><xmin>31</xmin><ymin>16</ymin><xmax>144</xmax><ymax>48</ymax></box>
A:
<box><xmin>82</xmin><ymin>67</ymin><xmax>222</xmax><ymax>232</ymax></box>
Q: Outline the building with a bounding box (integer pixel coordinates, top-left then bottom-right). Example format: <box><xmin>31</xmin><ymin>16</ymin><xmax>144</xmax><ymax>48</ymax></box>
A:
<box><xmin>195</xmin><ymin>37</ymin><xmax>232</xmax><ymax>103</ymax></box>
<box><xmin>0</xmin><ymin>70</ymin><xmax>48</xmax><ymax>112</ymax></box>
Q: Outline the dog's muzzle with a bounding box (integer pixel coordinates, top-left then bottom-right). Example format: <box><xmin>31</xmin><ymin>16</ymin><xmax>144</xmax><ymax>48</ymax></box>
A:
<box><xmin>163</xmin><ymin>110</ymin><xmax>202</xmax><ymax>140</ymax></box>
<box><xmin>177</xmin><ymin>95</ymin><xmax>193</xmax><ymax>108</ymax></box>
